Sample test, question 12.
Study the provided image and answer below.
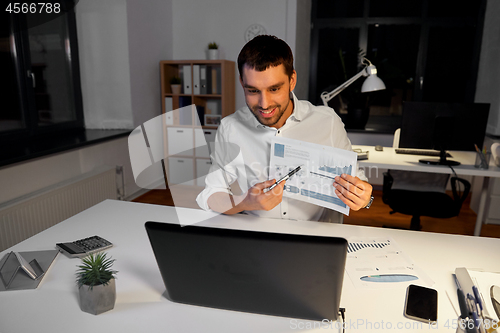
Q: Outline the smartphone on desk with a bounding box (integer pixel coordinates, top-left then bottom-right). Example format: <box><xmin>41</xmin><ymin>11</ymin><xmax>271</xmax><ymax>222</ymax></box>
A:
<box><xmin>404</xmin><ymin>284</ymin><xmax>438</xmax><ymax>324</ymax></box>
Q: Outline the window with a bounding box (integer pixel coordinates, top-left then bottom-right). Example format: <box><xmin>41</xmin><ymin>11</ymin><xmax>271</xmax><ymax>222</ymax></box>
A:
<box><xmin>309</xmin><ymin>0</ymin><xmax>486</xmax><ymax>133</ymax></box>
<box><xmin>1</xmin><ymin>1</ymin><xmax>83</xmax><ymax>142</ymax></box>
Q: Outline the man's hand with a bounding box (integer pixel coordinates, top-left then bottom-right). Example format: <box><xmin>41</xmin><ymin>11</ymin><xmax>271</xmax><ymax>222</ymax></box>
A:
<box><xmin>207</xmin><ymin>179</ymin><xmax>285</xmax><ymax>214</ymax></box>
<box><xmin>242</xmin><ymin>179</ymin><xmax>286</xmax><ymax>211</ymax></box>
<box><xmin>333</xmin><ymin>174</ymin><xmax>373</xmax><ymax>211</ymax></box>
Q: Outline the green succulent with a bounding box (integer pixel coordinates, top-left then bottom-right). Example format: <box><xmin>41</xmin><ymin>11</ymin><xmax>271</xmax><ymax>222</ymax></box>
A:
<box><xmin>170</xmin><ymin>75</ymin><xmax>181</xmax><ymax>84</ymax></box>
<box><xmin>208</xmin><ymin>42</ymin><xmax>218</xmax><ymax>49</ymax></box>
<box><xmin>76</xmin><ymin>252</ymin><xmax>117</xmax><ymax>290</ymax></box>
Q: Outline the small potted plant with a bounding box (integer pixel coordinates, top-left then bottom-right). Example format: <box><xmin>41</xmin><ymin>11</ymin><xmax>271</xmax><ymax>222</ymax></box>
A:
<box><xmin>170</xmin><ymin>75</ymin><xmax>182</xmax><ymax>95</ymax></box>
<box><xmin>76</xmin><ymin>252</ymin><xmax>118</xmax><ymax>315</ymax></box>
<box><xmin>207</xmin><ymin>42</ymin><xmax>219</xmax><ymax>60</ymax></box>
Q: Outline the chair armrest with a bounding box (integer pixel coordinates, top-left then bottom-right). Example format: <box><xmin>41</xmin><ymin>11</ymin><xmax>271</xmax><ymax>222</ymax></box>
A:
<box><xmin>382</xmin><ymin>171</ymin><xmax>393</xmax><ymax>204</ymax></box>
<box><xmin>450</xmin><ymin>177</ymin><xmax>471</xmax><ymax>206</ymax></box>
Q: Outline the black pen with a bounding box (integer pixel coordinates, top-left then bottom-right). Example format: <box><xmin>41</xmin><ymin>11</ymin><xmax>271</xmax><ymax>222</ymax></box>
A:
<box><xmin>266</xmin><ymin>166</ymin><xmax>302</xmax><ymax>192</ymax></box>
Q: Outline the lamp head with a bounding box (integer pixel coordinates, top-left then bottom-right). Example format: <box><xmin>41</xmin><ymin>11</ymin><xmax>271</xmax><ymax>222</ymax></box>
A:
<box><xmin>361</xmin><ymin>65</ymin><xmax>386</xmax><ymax>93</ymax></box>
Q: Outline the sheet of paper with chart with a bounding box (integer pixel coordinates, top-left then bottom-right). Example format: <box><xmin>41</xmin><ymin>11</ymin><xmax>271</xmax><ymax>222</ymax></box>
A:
<box><xmin>345</xmin><ymin>237</ymin><xmax>434</xmax><ymax>290</ymax></box>
<box><xmin>269</xmin><ymin>137</ymin><xmax>357</xmax><ymax>215</ymax></box>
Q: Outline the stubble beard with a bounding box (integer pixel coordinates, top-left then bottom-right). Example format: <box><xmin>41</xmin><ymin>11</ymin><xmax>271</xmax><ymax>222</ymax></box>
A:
<box><xmin>248</xmin><ymin>95</ymin><xmax>292</xmax><ymax>128</ymax></box>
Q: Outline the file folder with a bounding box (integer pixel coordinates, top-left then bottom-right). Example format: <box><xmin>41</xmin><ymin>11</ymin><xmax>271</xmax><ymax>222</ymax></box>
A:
<box><xmin>200</xmin><ymin>65</ymin><xmax>207</xmax><ymax>94</ymax></box>
<box><xmin>193</xmin><ymin>65</ymin><xmax>200</xmax><ymax>95</ymax></box>
<box><xmin>164</xmin><ymin>97</ymin><xmax>174</xmax><ymax>125</ymax></box>
<box><xmin>206</xmin><ymin>65</ymin><xmax>213</xmax><ymax>94</ymax></box>
<box><xmin>182</xmin><ymin>65</ymin><xmax>192</xmax><ymax>94</ymax></box>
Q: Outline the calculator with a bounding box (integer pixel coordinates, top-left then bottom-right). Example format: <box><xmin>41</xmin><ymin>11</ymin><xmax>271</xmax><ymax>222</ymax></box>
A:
<box><xmin>56</xmin><ymin>236</ymin><xmax>113</xmax><ymax>258</ymax></box>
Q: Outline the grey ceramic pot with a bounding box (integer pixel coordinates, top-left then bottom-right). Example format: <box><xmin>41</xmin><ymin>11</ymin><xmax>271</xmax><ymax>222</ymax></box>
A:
<box><xmin>78</xmin><ymin>278</ymin><xmax>116</xmax><ymax>315</ymax></box>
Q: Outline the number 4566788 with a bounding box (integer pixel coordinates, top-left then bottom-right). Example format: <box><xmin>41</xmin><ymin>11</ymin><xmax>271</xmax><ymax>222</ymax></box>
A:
<box><xmin>6</xmin><ymin>3</ymin><xmax>61</xmax><ymax>14</ymax></box>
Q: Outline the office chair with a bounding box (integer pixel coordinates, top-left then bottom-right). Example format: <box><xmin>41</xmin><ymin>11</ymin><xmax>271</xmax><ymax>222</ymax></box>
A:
<box><xmin>382</xmin><ymin>170</ymin><xmax>470</xmax><ymax>230</ymax></box>
<box><xmin>383</xmin><ymin>129</ymin><xmax>470</xmax><ymax>230</ymax></box>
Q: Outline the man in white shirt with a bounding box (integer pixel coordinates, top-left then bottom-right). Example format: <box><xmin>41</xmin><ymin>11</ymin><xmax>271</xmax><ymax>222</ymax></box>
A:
<box><xmin>196</xmin><ymin>35</ymin><xmax>373</xmax><ymax>222</ymax></box>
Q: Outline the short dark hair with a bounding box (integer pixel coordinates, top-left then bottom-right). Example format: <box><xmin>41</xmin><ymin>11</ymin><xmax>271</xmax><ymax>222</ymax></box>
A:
<box><xmin>237</xmin><ymin>35</ymin><xmax>294</xmax><ymax>79</ymax></box>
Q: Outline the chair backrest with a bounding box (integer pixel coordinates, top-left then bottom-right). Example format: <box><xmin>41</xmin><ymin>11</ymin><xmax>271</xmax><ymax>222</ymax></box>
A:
<box><xmin>390</xmin><ymin>128</ymin><xmax>449</xmax><ymax>193</ymax></box>
<box><xmin>389</xmin><ymin>170</ymin><xmax>449</xmax><ymax>193</ymax></box>
<box><xmin>393</xmin><ymin>128</ymin><xmax>401</xmax><ymax>148</ymax></box>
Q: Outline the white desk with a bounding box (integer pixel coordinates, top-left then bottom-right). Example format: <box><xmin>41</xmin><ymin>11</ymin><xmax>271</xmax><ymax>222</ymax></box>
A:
<box><xmin>1</xmin><ymin>200</ymin><xmax>499</xmax><ymax>333</ymax></box>
<box><xmin>354</xmin><ymin>145</ymin><xmax>500</xmax><ymax>236</ymax></box>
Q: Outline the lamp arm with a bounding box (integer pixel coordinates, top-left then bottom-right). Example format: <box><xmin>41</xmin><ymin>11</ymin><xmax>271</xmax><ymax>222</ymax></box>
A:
<box><xmin>320</xmin><ymin>66</ymin><xmax>368</xmax><ymax>106</ymax></box>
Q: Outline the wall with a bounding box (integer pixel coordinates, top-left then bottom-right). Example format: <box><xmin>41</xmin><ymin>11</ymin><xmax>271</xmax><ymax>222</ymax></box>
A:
<box><xmin>475</xmin><ymin>0</ymin><xmax>500</xmax><ymax>136</ymax></box>
<box><xmin>171</xmin><ymin>0</ymin><xmax>298</xmax><ymax>110</ymax></box>
<box><xmin>76</xmin><ymin>0</ymin><xmax>173</xmax><ymax>130</ymax></box>
<box><xmin>76</xmin><ymin>0</ymin><xmax>134</xmax><ymax>129</ymax></box>
<box><xmin>127</xmin><ymin>0</ymin><xmax>173</xmax><ymax>127</ymax></box>
<box><xmin>294</xmin><ymin>0</ymin><xmax>311</xmax><ymax>100</ymax></box>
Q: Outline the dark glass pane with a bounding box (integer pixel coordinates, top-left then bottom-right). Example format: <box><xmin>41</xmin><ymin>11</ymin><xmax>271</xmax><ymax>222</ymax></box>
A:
<box><xmin>315</xmin><ymin>27</ymin><xmax>360</xmax><ymax>105</ymax></box>
<box><xmin>316</xmin><ymin>0</ymin><xmax>364</xmax><ymax>18</ymax></box>
<box><xmin>427</xmin><ymin>1</ymin><xmax>480</xmax><ymax>18</ymax></box>
<box><xmin>0</xmin><ymin>11</ymin><xmax>25</xmax><ymax>133</ymax></box>
<box><xmin>366</xmin><ymin>24</ymin><xmax>420</xmax><ymax>116</ymax></box>
<box><xmin>369</xmin><ymin>0</ymin><xmax>423</xmax><ymax>17</ymax></box>
<box><xmin>27</xmin><ymin>13</ymin><xmax>76</xmax><ymax>126</ymax></box>
<box><xmin>423</xmin><ymin>26</ymin><xmax>476</xmax><ymax>103</ymax></box>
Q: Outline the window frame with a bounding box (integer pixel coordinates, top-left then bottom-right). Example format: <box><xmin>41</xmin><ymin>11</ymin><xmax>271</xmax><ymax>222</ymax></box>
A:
<box><xmin>308</xmin><ymin>0</ymin><xmax>486</xmax><ymax>133</ymax></box>
<box><xmin>1</xmin><ymin>0</ymin><xmax>84</xmax><ymax>142</ymax></box>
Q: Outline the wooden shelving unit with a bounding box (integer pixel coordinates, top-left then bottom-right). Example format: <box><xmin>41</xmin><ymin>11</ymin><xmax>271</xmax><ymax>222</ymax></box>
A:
<box><xmin>159</xmin><ymin>60</ymin><xmax>235</xmax><ymax>207</ymax></box>
<box><xmin>160</xmin><ymin>59</ymin><xmax>235</xmax><ymax>123</ymax></box>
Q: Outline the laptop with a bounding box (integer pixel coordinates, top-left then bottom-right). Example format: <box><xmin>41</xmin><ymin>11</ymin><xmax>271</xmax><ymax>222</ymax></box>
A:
<box><xmin>145</xmin><ymin>221</ymin><xmax>347</xmax><ymax>321</ymax></box>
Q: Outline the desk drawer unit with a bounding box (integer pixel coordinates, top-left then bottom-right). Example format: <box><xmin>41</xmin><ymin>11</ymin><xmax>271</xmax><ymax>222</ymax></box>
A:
<box><xmin>167</xmin><ymin>127</ymin><xmax>193</xmax><ymax>156</ymax></box>
<box><xmin>195</xmin><ymin>129</ymin><xmax>216</xmax><ymax>158</ymax></box>
<box><xmin>168</xmin><ymin>157</ymin><xmax>194</xmax><ymax>185</ymax></box>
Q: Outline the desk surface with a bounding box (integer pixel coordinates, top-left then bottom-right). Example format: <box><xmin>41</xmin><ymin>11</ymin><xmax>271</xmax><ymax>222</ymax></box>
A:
<box><xmin>1</xmin><ymin>200</ymin><xmax>499</xmax><ymax>333</ymax></box>
<box><xmin>353</xmin><ymin>145</ymin><xmax>500</xmax><ymax>177</ymax></box>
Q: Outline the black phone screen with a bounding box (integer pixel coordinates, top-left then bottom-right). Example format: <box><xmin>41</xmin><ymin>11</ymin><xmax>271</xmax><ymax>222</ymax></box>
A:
<box><xmin>405</xmin><ymin>284</ymin><xmax>438</xmax><ymax>322</ymax></box>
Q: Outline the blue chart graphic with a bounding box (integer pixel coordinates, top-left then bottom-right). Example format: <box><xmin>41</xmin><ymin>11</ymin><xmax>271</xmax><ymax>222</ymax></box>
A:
<box><xmin>301</xmin><ymin>189</ymin><xmax>346</xmax><ymax>207</ymax></box>
<box><xmin>360</xmin><ymin>274</ymin><xmax>418</xmax><ymax>282</ymax></box>
<box><xmin>319</xmin><ymin>165</ymin><xmax>352</xmax><ymax>175</ymax></box>
<box><xmin>347</xmin><ymin>240</ymin><xmax>391</xmax><ymax>254</ymax></box>
<box><xmin>274</xmin><ymin>143</ymin><xmax>285</xmax><ymax>158</ymax></box>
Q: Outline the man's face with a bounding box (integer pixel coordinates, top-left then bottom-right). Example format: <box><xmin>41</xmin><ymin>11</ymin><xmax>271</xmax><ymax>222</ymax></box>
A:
<box><xmin>240</xmin><ymin>64</ymin><xmax>296</xmax><ymax>129</ymax></box>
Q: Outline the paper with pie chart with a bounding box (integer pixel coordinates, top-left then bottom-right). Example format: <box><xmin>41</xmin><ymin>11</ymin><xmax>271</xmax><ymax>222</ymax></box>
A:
<box><xmin>345</xmin><ymin>237</ymin><xmax>434</xmax><ymax>290</ymax></box>
<box><xmin>269</xmin><ymin>136</ymin><xmax>357</xmax><ymax>215</ymax></box>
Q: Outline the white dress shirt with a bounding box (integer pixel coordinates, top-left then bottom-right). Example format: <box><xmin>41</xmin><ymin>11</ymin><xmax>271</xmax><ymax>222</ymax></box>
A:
<box><xmin>196</xmin><ymin>92</ymin><xmax>366</xmax><ymax>222</ymax></box>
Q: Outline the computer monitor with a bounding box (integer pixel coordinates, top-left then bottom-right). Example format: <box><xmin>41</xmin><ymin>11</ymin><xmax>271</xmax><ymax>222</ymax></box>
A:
<box><xmin>399</xmin><ymin>101</ymin><xmax>490</xmax><ymax>165</ymax></box>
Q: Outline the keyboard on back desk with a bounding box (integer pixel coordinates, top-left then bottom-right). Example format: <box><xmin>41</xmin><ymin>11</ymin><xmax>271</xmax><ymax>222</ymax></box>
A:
<box><xmin>395</xmin><ymin>148</ymin><xmax>452</xmax><ymax>157</ymax></box>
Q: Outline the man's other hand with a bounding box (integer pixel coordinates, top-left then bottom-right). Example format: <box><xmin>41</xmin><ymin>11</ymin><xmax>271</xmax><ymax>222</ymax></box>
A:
<box><xmin>333</xmin><ymin>174</ymin><xmax>373</xmax><ymax>211</ymax></box>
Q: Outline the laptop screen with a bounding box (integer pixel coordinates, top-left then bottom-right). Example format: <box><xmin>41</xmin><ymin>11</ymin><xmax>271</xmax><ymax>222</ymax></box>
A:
<box><xmin>145</xmin><ymin>221</ymin><xmax>347</xmax><ymax>321</ymax></box>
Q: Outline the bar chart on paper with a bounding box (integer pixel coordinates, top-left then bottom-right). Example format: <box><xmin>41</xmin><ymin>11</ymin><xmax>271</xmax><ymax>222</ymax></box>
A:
<box><xmin>345</xmin><ymin>237</ymin><xmax>434</xmax><ymax>289</ymax></box>
<box><xmin>269</xmin><ymin>136</ymin><xmax>358</xmax><ymax>215</ymax></box>
<box><xmin>347</xmin><ymin>239</ymin><xmax>391</xmax><ymax>254</ymax></box>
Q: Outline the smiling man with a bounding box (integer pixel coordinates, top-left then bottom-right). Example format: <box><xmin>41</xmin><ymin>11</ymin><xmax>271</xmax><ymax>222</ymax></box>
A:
<box><xmin>196</xmin><ymin>35</ymin><xmax>373</xmax><ymax>222</ymax></box>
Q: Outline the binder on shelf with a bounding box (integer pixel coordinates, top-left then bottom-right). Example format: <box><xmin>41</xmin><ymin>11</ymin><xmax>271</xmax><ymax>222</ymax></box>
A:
<box><xmin>200</xmin><ymin>65</ymin><xmax>207</xmax><ymax>94</ymax></box>
<box><xmin>193</xmin><ymin>65</ymin><xmax>200</xmax><ymax>95</ymax></box>
<box><xmin>164</xmin><ymin>97</ymin><xmax>174</xmax><ymax>125</ymax></box>
<box><xmin>179</xmin><ymin>66</ymin><xmax>184</xmax><ymax>93</ymax></box>
<box><xmin>216</xmin><ymin>67</ymin><xmax>222</xmax><ymax>95</ymax></box>
<box><xmin>206</xmin><ymin>66</ymin><xmax>213</xmax><ymax>94</ymax></box>
<box><xmin>182</xmin><ymin>65</ymin><xmax>192</xmax><ymax>94</ymax></box>
<box><xmin>211</xmin><ymin>67</ymin><xmax>221</xmax><ymax>94</ymax></box>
